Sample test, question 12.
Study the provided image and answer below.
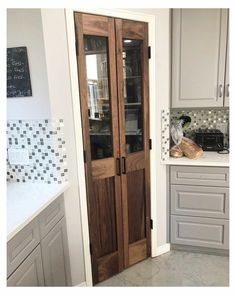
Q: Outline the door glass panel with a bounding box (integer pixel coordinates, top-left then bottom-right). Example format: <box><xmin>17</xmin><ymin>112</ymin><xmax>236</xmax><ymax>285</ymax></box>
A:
<box><xmin>123</xmin><ymin>39</ymin><xmax>143</xmax><ymax>154</ymax></box>
<box><xmin>84</xmin><ymin>35</ymin><xmax>113</xmax><ymax>160</ymax></box>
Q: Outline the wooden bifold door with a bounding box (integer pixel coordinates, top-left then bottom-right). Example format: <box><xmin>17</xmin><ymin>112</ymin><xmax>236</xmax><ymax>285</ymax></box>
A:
<box><xmin>74</xmin><ymin>12</ymin><xmax>150</xmax><ymax>284</ymax></box>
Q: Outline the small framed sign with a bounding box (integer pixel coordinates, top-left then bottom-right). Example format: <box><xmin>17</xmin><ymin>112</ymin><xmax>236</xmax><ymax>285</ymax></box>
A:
<box><xmin>7</xmin><ymin>46</ymin><xmax>32</xmax><ymax>98</ymax></box>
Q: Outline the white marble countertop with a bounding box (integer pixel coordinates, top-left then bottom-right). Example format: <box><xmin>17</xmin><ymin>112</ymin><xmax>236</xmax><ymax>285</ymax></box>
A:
<box><xmin>161</xmin><ymin>151</ymin><xmax>229</xmax><ymax>167</ymax></box>
<box><xmin>7</xmin><ymin>182</ymin><xmax>70</xmax><ymax>241</ymax></box>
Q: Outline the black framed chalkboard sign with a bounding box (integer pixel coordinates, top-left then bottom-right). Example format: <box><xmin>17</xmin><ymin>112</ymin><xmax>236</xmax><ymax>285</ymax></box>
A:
<box><xmin>7</xmin><ymin>46</ymin><xmax>32</xmax><ymax>98</ymax></box>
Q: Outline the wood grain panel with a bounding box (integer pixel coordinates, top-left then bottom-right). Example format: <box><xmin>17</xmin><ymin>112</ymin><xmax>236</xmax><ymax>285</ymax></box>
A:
<box><xmin>97</xmin><ymin>252</ymin><xmax>119</xmax><ymax>282</ymax></box>
<box><xmin>92</xmin><ymin>158</ymin><xmax>115</xmax><ymax>179</ymax></box>
<box><xmin>82</xmin><ymin>13</ymin><xmax>109</xmax><ymax>36</ymax></box>
<box><xmin>122</xmin><ymin>19</ymin><xmax>146</xmax><ymax>39</ymax></box>
<box><xmin>128</xmin><ymin>239</ymin><xmax>147</xmax><ymax>266</ymax></box>
<box><xmin>126</xmin><ymin>152</ymin><xmax>145</xmax><ymax>173</ymax></box>
<box><xmin>93</xmin><ymin>177</ymin><xmax>117</xmax><ymax>257</ymax></box>
<box><xmin>127</xmin><ymin>169</ymin><xmax>146</xmax><ymax>244</ymax></box>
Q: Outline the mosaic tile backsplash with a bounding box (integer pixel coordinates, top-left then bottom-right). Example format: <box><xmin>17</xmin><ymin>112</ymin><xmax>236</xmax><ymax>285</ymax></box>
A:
<box><xmin>7</xmin><ymin>119</ymin><xmax>68</xmax><ymax>183</ymax></box>
<box><xmin>161</xmin><ymin>108</ymin><xmax>229</xmax><ymax>161</ymax></box>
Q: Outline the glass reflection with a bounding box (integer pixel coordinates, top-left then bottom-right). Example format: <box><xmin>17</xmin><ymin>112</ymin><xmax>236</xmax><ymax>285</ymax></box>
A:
<box><xmin>84</xmin><ymin>35</ymin><xmax>113</xmax><ymax>160</ymax></box>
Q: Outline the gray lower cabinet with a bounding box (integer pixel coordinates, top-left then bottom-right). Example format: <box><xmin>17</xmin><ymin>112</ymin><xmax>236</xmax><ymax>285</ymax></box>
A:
<box><xmin>7</xmin><ymin>194</ymin><xmax>71</xmax><ymax>286</ymax></box>
<box><xmin>171</xmin><ymin>215</ymin><xmax>229</xmax><ymax>249</ymax></box>
<box><xmin>170</xmin><ymin>166</ymin><xmax>229</xmax><ymax>250</ymax></box>
<box><xmin>7</xmin><ymin>245</ymin><xmax>44</xmax><ymax>286</ymax></box>
<box><xmin>41</xmin><ymin>217</ymin><xmax>71</xmax><ymax>286</ymax></box>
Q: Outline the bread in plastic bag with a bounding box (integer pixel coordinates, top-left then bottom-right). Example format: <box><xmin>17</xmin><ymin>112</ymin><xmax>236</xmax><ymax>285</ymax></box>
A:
<box><xmin>179</xmin><ymin>137</ymin><xmax>203</xmax><ymax>159</ymax></box>
<box><xmin>170</xmin><ymin>145</ymin><xmax>184</xmax><ymax>158</ymax></box>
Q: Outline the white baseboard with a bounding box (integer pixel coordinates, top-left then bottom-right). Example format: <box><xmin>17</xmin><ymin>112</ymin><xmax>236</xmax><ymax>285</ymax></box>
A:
<box><xmin>75</xmin><ymin>281</ymin><xmax>87</xmax><ymax>287</ymax></box>
<box><xmin>152</xmin><ymin>243</ymin><xmax>170</xmax><ymax>257</ymax></box>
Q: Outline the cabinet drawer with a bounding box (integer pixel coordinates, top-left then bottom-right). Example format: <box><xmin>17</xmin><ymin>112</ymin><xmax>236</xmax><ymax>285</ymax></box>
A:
<box><xmin>39</xmin><ymin>194</ymin><xmax>65</xmax><ymax>239</ymax></box>
<box><xmin>170</xmin><ymin>166</ymin><xmax>229</xmax><ymax>187</ymax></box>
<box><xmin>7</xmin><ymin>218</ymin><xmax>40</xmax><ymax>277</ymax></box>
<box><xmin>171</xmin><ymin>185</ymin><xmax>229</xmax><ymax>218</ymax></box>
<box><xmin>171</xmin><ymin>215</ymin><xmax>229</xmax><ymax>249</ymax></box>
<box><xmin>7</xmin><ymin>245</ymin><xmax>44</xmax><ymax>286</ymax></box>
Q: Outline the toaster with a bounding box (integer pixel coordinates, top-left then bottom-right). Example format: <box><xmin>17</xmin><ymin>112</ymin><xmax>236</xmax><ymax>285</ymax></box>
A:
<box><xmin>194</xmin><ymin>129</ymin><xmax>224</xmax><ymax>151</ymax></box>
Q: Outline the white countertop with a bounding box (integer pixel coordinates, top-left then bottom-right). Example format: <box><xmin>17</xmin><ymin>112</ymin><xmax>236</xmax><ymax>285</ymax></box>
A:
<box><xmin>161</xmin><ymin>151</ymin><xmax>229</xmax><ymax>167</ymax></box>
<box><xmin>7</xmin><ymin>182</ymin><xmax>70</xmax><ymax>241</ymax></box>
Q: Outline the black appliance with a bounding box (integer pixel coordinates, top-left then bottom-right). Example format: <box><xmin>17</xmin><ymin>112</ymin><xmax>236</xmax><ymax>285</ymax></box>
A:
<box><xmin>194</xmin><ymin>129</ymin><xmax>224</xmax><ymax>151</ymax></box>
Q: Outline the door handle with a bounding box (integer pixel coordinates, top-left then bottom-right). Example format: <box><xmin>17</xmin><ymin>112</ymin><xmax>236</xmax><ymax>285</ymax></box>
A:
<box><xmin>116</xmin><ymin>157</ymin><xmax>121</xmax><ymax>176</ymax></box>
<box><xmin>226</xmin><ymin>84</ymin><xmax>230</xmax><ymax>97</ymax></box>
<box><xmin>122</xmin><ymin>157</ymin><xmax>126</xmax><ymax>174</ymax></box>
<box><xmin>218</xmin><ymin>84</ymin><xmax>223</xmax><ymax>98</ymax></box>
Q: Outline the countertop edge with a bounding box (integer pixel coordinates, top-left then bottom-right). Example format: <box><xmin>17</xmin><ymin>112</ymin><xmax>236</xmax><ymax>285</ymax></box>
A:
<box><xmin>161</xmin><ymin>159</ymin><xmax>229</xmax><ymax>167</ymax></box>
<box><xmin>7</xmin><ymin>182</ymin><xmax>70</xmax><ymax>242</ymax></box>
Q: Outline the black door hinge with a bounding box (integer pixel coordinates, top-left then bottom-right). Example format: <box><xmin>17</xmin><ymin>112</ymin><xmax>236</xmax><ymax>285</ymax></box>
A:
<box><xmin>150</xmin><ymin>219</ymin><xmax>153</xmax><ymax>229</ymax></box>
<box><xmin>148</xmin><ymin>46</ymin><xmax>151</xmax><ymax>59</ymax></box>
<box><xmin>75</xmin><ymin>38</ymin><xmax>79</xmax><ymax>56</ymax></box>
<box><xmin>89</xmin><ymin>243</ymin><xmax>93</xmax><ymax>255</ymax></box>
<box><xmin>149</xmin><ymin>139</ymin><xmax>152</xmax><ymax>150</ymax></box>
<box><xmin>83</xmin><ymin>150</ymin><xmax>86</xmax><ymax>163</ymax></box>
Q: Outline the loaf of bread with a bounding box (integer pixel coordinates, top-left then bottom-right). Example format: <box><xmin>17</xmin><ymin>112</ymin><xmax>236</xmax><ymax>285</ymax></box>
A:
<box><xmin>170</xmin><ymin>145</ymin><xmax>184</xmax><ymax>158</ymax></box>
<box><xmin>179</xmin><ymin>137</ymin><xmax>203</xmax><ymax>159</ymax></box>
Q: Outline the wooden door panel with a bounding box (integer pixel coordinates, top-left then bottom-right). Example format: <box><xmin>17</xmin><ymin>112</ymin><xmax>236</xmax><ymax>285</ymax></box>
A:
<box><xmin>92</xmin><ymin>158</ymin><xmax>115</xmax><ymax>179</ymax></box>
<box><xmin>116</xmin><ymin>18</ymin><xmax>151</xmax><ymax>268</ymax></box>
<box><xmin>93</xmin><ymin>177</ymin><xmax>117</xmax><ymax>256</ymax></box>
<box><xmin>122</xmin><ymin>20</ymin><xmax>146</xmax><ymax>39</ymax></box>
<box><xmin>126</xmin><ymin>152</ymin><xmax>145</xmax><ymax>172</ymax></box>
<box><xmin>127</xmin><ymin>169</ymin><xmax>146</xmax><ymax>244</ymax></box>
<box><xmin>97</xmin><ymin>252</ymin><xmax>119</xmax><ymax>282</ymax></box>
<box><xmin>74</xmin><ymin>12</ymin><xmax>123</xmax><ymax>284</ymax></box>
<box><xmin>81</xmin><ymin>14</ymin><xmax>110</xmax><ymax>36</ymax></box>
<box><xmin>128</xmin><ymin>239</ymin><xmax>147</xmax><ymax>266</ymax></box>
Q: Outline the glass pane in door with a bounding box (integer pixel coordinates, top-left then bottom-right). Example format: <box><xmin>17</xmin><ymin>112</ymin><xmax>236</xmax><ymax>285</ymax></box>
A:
<box><xmin>84</xmin><ymin>35</ymin><xmax>113</xmax><ymax>160</ymax></box>
<box><xmin>123</xmin><ymin>39</ymin><xmax>143</xmax><ymax>154</ymax></box>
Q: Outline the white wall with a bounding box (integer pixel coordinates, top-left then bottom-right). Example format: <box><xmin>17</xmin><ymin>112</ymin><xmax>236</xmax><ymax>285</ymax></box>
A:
<box><xmin>41</xmin><ymin>9</ymin><xmax>86</xmax><ymax>285</ymax></box>
<box><xmin>7</xmin><ymin>9</ymin><xmax>51</xmax><ymax>119</ymax></box>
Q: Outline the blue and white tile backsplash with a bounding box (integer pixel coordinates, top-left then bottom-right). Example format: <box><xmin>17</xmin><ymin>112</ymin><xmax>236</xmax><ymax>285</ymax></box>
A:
<box><xmin>7</xmin><ymin>119</ymin><xmax>68</xmax><ymax>183</ymax></box>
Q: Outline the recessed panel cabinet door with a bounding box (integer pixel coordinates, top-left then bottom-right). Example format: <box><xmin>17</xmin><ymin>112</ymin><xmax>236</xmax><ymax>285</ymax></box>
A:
<box><xmin>115</xmin><ymin>19</ymin><xmax>151</xmax><ymax>268</ymax></box>
<box><xmin>74</xmin><ymin>13</ymin><xmax>123</xmax><ymax>284</ymax></box>
<box><xmin>172</xmin><ymin>9</ymin><xmax>228</xmax><ymax>108</ymax></box>
<box><xmin>7</xmin><ymin>246</ymin><xmax>44</xmax><ymax>287</ymax></box>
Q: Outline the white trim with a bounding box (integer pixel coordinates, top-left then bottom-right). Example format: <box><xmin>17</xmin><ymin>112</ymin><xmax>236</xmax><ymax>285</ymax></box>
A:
<box><xmin>65</xmin><ymin>8</ymin><xmax>157</xmax><ymax>286</ymax></box>
<box><xmin>65</xmin><ymin>9</ymin><xmax>93</xmax><ymax>287</ymax></box>
<box><xmin>155</xmin><ymin>243</ymin><xmax>171</xmax><ymax>256</ymax></box>
<box><xmin>75</xmin><ymin>282</ymin><xmax>87</xmax><ymax>287</ymax></box>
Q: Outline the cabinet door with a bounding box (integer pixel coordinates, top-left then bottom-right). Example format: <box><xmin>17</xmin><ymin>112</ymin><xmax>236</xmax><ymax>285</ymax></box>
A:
<box><xmin>7</xmin><ymin>245</ymin><xmax>44</xmax><ymax>286</ymax></box>
<box><xmin>171</xmin><ymin>215</ymin><xmax>229</xmax><ymax>249</ymax></box>
<box><xmin>115</xmin><ymin>19</ymin><xmax>151</xmax><ymax>268</ymax></box>
<box><xmin>74</xmin><ymin>13</ymin><xmax>123</xmax><ymax>284</ymax></box>
<box><xmin>7</xmin><ymin>218</ymin><xmax>40</xmax><ymax>277</ymax></box>
<box><xmin>172</xmin><ymin>9</ymin><xmax>228</xmax><ymax>108</ymax></box>
<box><xmin>224</xmin><ymin>28</ymin><xmax>229</xmax><ymax>107</ymax></box>
<box><xmin>41</xmin><ymin>218</ymin><xmax>71</xmax><ymax>286</ymax></box>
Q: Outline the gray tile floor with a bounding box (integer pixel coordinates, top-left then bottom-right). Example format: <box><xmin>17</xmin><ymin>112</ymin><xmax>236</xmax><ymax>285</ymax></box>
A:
<box><xmin>97</xmin><ymin>250</ymin><xmax>229</xmax><ymax>287</ymax></box>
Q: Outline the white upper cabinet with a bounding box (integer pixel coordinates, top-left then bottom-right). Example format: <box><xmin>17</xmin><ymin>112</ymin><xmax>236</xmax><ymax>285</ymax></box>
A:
<box><xmin>224</xmin><ymin>34</ymin><xmax>229</xmax><ymax>107</ymax></box>
<box><xmin>171</xmin><ymin>9</ymin><xmax>229</xmax><ymax>108</ymax></box>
